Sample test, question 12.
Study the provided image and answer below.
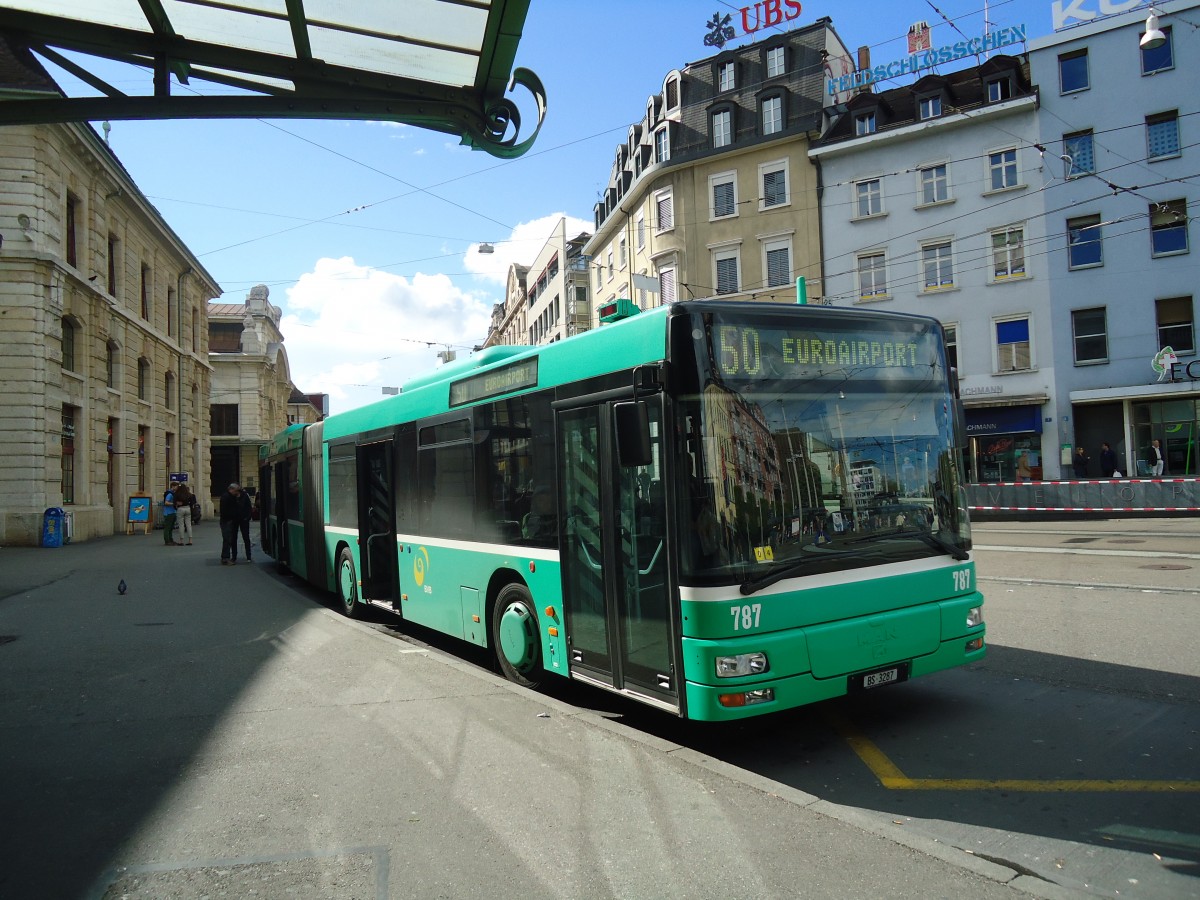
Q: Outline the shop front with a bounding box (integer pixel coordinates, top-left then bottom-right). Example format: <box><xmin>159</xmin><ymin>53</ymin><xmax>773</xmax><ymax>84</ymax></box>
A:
<box><xmin>963</xmin><ymin>403</ymin><xmax>1045</xmax><ymax>483</ymax></box>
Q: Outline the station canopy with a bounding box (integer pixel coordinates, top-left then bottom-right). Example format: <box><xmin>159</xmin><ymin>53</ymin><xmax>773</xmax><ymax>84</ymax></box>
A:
<box><xmin>0</xmin><ymin>0</ymin><xmax>544</xmax><ymax>157</ymax></box>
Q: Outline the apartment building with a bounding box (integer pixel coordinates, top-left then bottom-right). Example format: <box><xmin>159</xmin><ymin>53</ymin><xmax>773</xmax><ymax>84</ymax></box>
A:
<box><xmin>584</xmin><ymin>19</ymin><xmax>852</xmax><ymax>315</ymax></box>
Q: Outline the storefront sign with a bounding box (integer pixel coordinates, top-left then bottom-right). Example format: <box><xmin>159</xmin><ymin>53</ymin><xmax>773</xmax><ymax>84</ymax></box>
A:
<box><xmin>962</xmin><ymin>384</ymin><xmax>1003</xmax><ymax>397</ymax></box>
<box><xmin>826</xmin><ymin>24</ymin><xmax>1027</xmax><ymax>95</ymax></box>
<box><xmin>964</xmin><ymin>404</ymin><xmax>1043</xmax><ymax>435</ymax></box>
<box><xmin>1152</xmin><ymin>346</ymin><xmax>1178</xmax><ymax>381</ymax></box>
<box><xmin>1052</xmin><ymin>0</ymin><xmax>1141</xmax><ymax>31</ymax></box>
<box><xmin>1168</xmin><ymin>359</ymin><xmax>1200</xmax><ymax>382</ymax></box>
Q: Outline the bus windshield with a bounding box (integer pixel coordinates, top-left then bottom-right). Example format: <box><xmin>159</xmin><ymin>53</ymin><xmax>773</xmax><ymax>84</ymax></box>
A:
<box><xmin>675</xmin><ymin>308</ymin><xmax>971</xmax><ymax>587</ymax></box>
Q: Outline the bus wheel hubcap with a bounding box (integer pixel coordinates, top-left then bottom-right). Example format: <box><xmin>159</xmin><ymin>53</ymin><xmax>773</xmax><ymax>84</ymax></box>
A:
<box><xmin>340</xmin><ymin>563</ymin><xmax>354</xmax><ymax>602</ymax></box>
<box><xmin>498</xmin><ymin>603</ymin><xmax>536</xmax><ymax>670</ymax></box>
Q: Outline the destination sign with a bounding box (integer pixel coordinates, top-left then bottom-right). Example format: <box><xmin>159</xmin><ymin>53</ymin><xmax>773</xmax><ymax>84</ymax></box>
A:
<box><xmin>713</xmin><ymin>323</ymin><xmax>936</xmax><ymax>379</ymax></box>
<box><xmin>449</xmin><ymin>357</ymin><xmax>538</xmax><ymax>406</ymax></box>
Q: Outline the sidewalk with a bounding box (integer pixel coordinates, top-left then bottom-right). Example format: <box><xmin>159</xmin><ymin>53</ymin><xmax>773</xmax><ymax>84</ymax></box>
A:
<box><xmin>0</xmin><ymin>526</ymin><xmax>1068</xmax><ymax>900</ymax></box>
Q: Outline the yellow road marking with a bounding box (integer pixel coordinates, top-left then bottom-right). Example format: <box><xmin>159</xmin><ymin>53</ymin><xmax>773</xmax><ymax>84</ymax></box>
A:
<box><xmin>827</xmin><ymin>713</ymin><xmax>1200</xmax><ymax>793</ymax></box>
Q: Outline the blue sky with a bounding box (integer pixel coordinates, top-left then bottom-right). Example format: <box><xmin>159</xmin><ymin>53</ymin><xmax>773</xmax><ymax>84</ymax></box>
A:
<box><xmin>49</xmin><ymin>0</ymin><xmax>1067</xmax><ymax>413</ymax></box>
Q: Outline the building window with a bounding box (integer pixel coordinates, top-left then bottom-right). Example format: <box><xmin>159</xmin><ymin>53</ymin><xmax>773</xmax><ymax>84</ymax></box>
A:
<box><xmin>658</xmin><ymin>266</ymin><xmax>676</xmax><ymax>304</ymax></box>
<box><xmin>1150</xmin><ymin>199</ymin><xmax>1189</xmax><ymax>256</ymax></box>
<box><xmin>712</xmin><ymin>109</ymin><xmax>732</xmax><ymax>148</ymax></box>
<box><xmin>107</xmin><ymin>234</ymin><xmax>118</xmax><ymax>295</ymax></box>
<box><xmin>60</xmin><ymin>317</ymin><xmax>76</xmax><ymax>372</ymax></box>
<box><xmin>713</xmin><ymin>247</ymin><xmax>740</xmax><ymax>294</ymax></box>
<box><xmin>718</xmin><ymin>61</ymin><xmax>735</xmax><ymax>92</ymax></box>
<box><xmin>766</xmin><ymin>46</ymin><xmax>785</xmax><ymax>78</ymax></box>
<box><xmin>856</xmin><ymin>252</ymin><xmax>887</xmax><ymax>299</ymax></box>
<box><xmin>1146</xmin><ymin>111</ymin><xmax>1180</xmax><ymax>160</ymax></box>
<box><xmin>167</xmin><ymin>286</ymin><xmax>176</xmax><ymax>337</ymax></box>
<box><xmin>165</xmin><ymin>431</ymin><xmax>174</xmax><ymax>474</ymax></box>
<box><xmin>991</xmin><ymin>227</ymin><xmax>1026</xmax><ymax>280</ymax></box>
<box><xmin>618</xmin><ymin>237</ymin><xmax>627</xmax><ymax>269</ymax></box>
<box><xmin>762</xmin><ymin>238</ymin><xmax>791</xmax><ymax>288</ymax></box>
<box><xmin>61</xmin><ymin>406</ymin><xmax>76</xmax><ymax>504</ymax></box>
<box><xmin>989</xmin><ymin>149</ymin><xmax>1019</xmax><ymax>191</ymax></box>
<box><xmin>1063</xmin><ymin>130</ymin><xmax>1094</xmax><ymax>177</ymax></box>
<box><xmin>165</xmin><ymin>372</ymin><xmax>175</xmax><ymax>409</ymax></box>
<box><xmin>986</xmin><ymin>77</ymin><xmax>1012</xmax><ymax>102</ymax></box>
<box><xmin>944</xmin><ymin>324</ymin><xmax>958</xmax><ymax>370</ymax></box>
<box><xmin>918</xmin><ymin>164</ymin><xmax>949</xmax><ymax>205</ymax></box>
<box><xmin>606</xmin><ymin>250</ymin><xmax>613</xmax><ymax>280</ymax></box>
<box><xmin>854</xmin><ymin>179</ymin><xmax>882</xmax><ymax>218</ymax></box>
<box><xmin>1067</xmin><ymin>215</ymin><xmax>1103</xmax><ymax>268</ymax></box>
<box><xmin>918</xmin><ymin>94</ymin><xmax>942</xmax><ymax>120</ymax></box>
<box><xmin>655</xmin><ymin>190</ymin><xmax>673</xmax><ymax>231</ymax></box>
<box><xmin>996</xmin><ymin>317</ymin><xmax>1031</xmax><ymax>371</ymax></box>
<box><xmin>921</xmin><ymin>240</ymin><xmax>954</xmax><ymax>291</ymax></box>
<box><xmin>65</xmin><ymin>194</ymin><xmax>78</xmax><ymax>268</ymax></box>
<box><xmin>761</xmin><ymin>95</ymin><xmax>783</xmax><ymax>135</ymax></box>
<box><xmin>137</xmin><ymin>358</ymin><xmax>149</xmax><ymax>400</ymax></box>
<box><xmin>107</xmin><ymin>418</ymin><xmax>117</xmax><ymax>506</ymax></box>
<box><xmin>1157</xmin><ymin>296</ymin><xmax>1195</xmax><ymax>354</ymax></box>
<box><xmin>140</xmin><ymin>265</ymin><xmax>150</xmax><ymax>319</ymax></box>
<box><xmin>710</xmin><ymin>172</ymin><xmax>737</xmax><ymax>219</ymax></box>
<box><xmin>1141</xmin><ymin>26</ymin><xmax>1173</xmax><ymax>74</ymax></box>
<box><xmin>208</xmin><ymin>322</ymin><xmax>243</xmax><ymax>352</ymax></box>
<box><xmin>665</xmin><ymin>78</ymin><xmax>679</xmax><ymax>109</ymax></box>
<box><xmin>1059</xmin><ymin>49</ymin><xmax>1089</xmax><ymax>94</ymax></box>
<box><xmin>855</xmin><ymin>111</ymin><xmax>876</xmax><ymax>136</ymax></box>
<box><xmin>106</xmin><ymin>341</ymin><xmax>118</xmax><ymax>388</ymax></box>
<box><xmin>1072</xmin><ymin>307</ymin><xmax>1108</xmax><ymax>364</ymax></box>
<box><xmin>211</xmin><ymin>403</ymin><xmax>239</xmax><ymax>436</ymax></box>
<box><xmin>760</xmin><ymin>161</ymin><xmax>788</xmax><ymax>208</ymax></box>
<box><xmin>636</xmin><ymin>212</ymin><xmax>645</xmax><ymax>249</ymax></box>
<box><xmin>655</xmin><ymin>126</ymin><xmax>669</xmax><ymax>163</ymax></box>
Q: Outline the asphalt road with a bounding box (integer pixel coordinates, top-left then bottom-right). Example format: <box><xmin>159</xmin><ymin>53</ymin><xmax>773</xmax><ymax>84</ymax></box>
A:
<box><xmin>588</xmin><ymin>517</ymin><xmax>1200</xmax><ymax>899</ymax></box>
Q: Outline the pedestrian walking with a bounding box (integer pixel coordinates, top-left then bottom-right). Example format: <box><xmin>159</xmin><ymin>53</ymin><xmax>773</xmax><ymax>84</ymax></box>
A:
<box><xmin>1016</xmin><ymin>452</ymin><xmax>1032</xmax><ymax>483</ymax></box>
<box><xmin>1099</xmin><ymin>442</ymin><xmax>1117</xmax><ymax>478</ymax></box>
<box><xmin>219</xmin><ymin>483</ymin><xmax>241</xmax><ymax>565</ymax></box>
<box><xmin>174</xmin><ymin>483</ymin><xmax>195</xmax><ymax>545</ymax></box>
<box><xmin>236</xmin><ymin>486</ymin><xmax>254</xmax><ymax>563</ymax></box>
<box><xmin>162</xmin><ymin>481</ymin><xmax>179</xmax><ymax>546</ymax></box>
<box><xmin>1072</xmin><ymin>447</ymin><xmax>1090</xmax><ymax>479</ymax></box>
<box><xmin>1149</xmin><ymin>439</ymin><xmax>1165</xmax><ymax>476</ymax></box>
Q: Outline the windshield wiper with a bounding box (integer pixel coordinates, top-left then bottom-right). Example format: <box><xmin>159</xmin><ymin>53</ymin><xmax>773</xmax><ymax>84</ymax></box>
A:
<box><xmin>847</xmin><ymin>527</ymin><xmax>968</xmax><ymax>561</ymax></box>
<box><xmin>738</xmin><ymin>548</ymin><xmax>846</xmax><ymax>596</ymax></box>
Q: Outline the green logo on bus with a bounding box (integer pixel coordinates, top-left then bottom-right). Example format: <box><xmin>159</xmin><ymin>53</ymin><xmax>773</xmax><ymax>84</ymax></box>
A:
<box><xmin>414</xmin><ymin>546</ymin><xmax>430</xmax><ymax>586</ymax></box>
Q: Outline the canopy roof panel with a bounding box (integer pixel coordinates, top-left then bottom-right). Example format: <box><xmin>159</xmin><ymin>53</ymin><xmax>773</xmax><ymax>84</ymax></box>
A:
<box><xmin>0</xmin><ymin>0</ymin><xmax>545</xmax><ymax>157</ymax></box>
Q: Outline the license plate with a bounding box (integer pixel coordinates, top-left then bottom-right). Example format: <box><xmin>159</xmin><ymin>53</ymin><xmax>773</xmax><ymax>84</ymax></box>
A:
<box><xmin>850</xmin><ymin>663</ymin><xmax>909</xmax><ymax>691</ymax></box>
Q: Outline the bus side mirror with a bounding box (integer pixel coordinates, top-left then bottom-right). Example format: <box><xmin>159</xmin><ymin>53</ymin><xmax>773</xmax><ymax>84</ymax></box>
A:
<box><xmin>614</xmin><ymin>401</ymin><xmax>652</xmax><ymax>467</ymax></box>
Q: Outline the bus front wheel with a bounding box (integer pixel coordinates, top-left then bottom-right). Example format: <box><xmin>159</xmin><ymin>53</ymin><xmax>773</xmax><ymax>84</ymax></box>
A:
<box><xmin>337</xmin><ymin>548</ymin><xmax>363</xmax><ymax>619</ymax></box>
<box><xmin>492</xmin><ymin>583</ymin><xmax>543</xmax><ymax>689</ymax></box>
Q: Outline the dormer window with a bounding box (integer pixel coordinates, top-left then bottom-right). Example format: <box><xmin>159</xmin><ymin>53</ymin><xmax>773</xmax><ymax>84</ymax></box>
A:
<box><xmin>718</xmin><ymin>61</ymin><xmax>735</xmax><ymax>92</ymax></box>
<box><xmin>986</xmin><ymin>77</ymin><xmax>1012</xmax><ymax>103</ymax></box>
<box><xmin>655</xmin><ymin>125</ymin><xmax>670</xmax><ymax>163</ymax></box>
<box><xmin>765</xmin><ymin>46</ymin><xmax>785</xmax><ymax>78</ymax></box>
<box><xmin>918</xmin><ymin>93</ymin><xmax>942</xmax><ymax>120</ymax></box>
<box><xmin>855</xmin><ymin>111</ymin><xmax>877</xmax><ymax>135</ymax></box>
<box><xmin>665</xmin><ymin>77</ymin><xmax>679</xmax><ymax>109</ymax></box>
<box><xmin>712</xmin><ymin>107</ymin><xmax>733</xmax><ymax>148</ymax></box>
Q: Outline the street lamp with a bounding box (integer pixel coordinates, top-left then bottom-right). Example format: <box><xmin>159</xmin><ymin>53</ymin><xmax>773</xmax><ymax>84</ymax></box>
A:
<box><xmin>1141</xmin><ymin>7</ymin><xmax>1166</xmax><ymax>49</ymax></box>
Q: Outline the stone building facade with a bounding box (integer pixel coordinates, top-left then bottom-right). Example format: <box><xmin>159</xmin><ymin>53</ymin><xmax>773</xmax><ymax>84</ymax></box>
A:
<box><xmin>0</xmin><ymin>114</ymin><xmax>218</xmax><ymax>544</ymax></box>
<box><xmin>207</xmin><ymin>285</ymin><xmax>293</xmax><ymax>501</ymax></box>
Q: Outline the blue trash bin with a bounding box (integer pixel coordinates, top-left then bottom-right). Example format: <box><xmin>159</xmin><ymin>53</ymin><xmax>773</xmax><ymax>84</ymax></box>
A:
<box><xmin>42</xmin><ymin>507</ymin><xmax>65</xmax><ymax>548</ymax></box>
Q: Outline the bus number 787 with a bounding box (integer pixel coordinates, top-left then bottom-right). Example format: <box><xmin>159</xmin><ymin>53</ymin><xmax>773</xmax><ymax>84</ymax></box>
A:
<box><xmin>731</xmin><ymin>603</ymin><xmax>762</xmax><ymax>631</ymax></box>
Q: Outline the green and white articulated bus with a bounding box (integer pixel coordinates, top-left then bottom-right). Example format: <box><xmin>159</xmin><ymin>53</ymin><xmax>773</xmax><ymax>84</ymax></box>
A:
<box><xmin>259</xmin><ymin>300</ymin><xmax>984</xmax><ymax>721</ymax></box>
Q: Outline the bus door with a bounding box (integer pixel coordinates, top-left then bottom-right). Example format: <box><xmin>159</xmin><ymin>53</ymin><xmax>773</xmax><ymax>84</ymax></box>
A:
<box><xmin>356</xmin><ymin>440</ymin><xmax>397</xmax><ymax>601</ymax></box>
<box><xmin>271</xmin><ymin>453</ymin><xmax>295</xmax><ymax>566</ymax></box>
<box><xmin>558</xmin><ymin>398</ymin><xmax>676</xmax><ymax>709</ymax></box>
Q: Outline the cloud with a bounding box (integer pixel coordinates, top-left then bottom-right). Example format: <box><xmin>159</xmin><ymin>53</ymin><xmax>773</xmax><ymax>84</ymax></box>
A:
<box><xmin>463</xmin><ymin>212</ymin><xmax>592</xmax><ymax>285</ymax></box>
<box><xmin>280</xmin><ymin>256</ymin><xmax>493</xmax><ymax>413</ymax></box>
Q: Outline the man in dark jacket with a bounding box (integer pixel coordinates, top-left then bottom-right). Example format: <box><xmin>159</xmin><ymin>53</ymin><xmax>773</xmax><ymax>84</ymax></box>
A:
<box><xmin>1072</xmin><ymin>447</ymin><xmax>1090</xmax><ymax>478</ymax></box>
<box><xmin>219</xmin><ymin>483</ymin><xmax>242</xmax><ymax>565</ymax></box>
<box><xmin>236</xmin><ymin>486</ymin><xmax>254</xmax><ymax>563</ymax></box>
<box><xmin>1099</xmin><ymin>442</ymin><xmax>1117</xmax><ymax>478</ymax></box>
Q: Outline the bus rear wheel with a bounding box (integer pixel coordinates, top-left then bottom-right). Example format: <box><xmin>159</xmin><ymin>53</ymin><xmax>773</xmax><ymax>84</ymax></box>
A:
<box><xmin>492</xmin><ymin>583</ymin><xmax>543</xmax><ymax>689</ymax></box>
<box><xmin>337</xmin><ymin>548</ymin><xmax>363</xmax><ymax>619</ymax></box>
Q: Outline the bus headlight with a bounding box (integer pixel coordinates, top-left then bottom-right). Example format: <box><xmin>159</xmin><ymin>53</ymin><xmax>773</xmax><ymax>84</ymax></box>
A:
<box><xmin>715</xmin><ymin>652</ymin><xmax>769</xmax><ymax>678</ymax></box>
<box><xmin>966</xmin><ymin>606</ymin><xmax>984</xmax><ymax>628</ymax></box>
